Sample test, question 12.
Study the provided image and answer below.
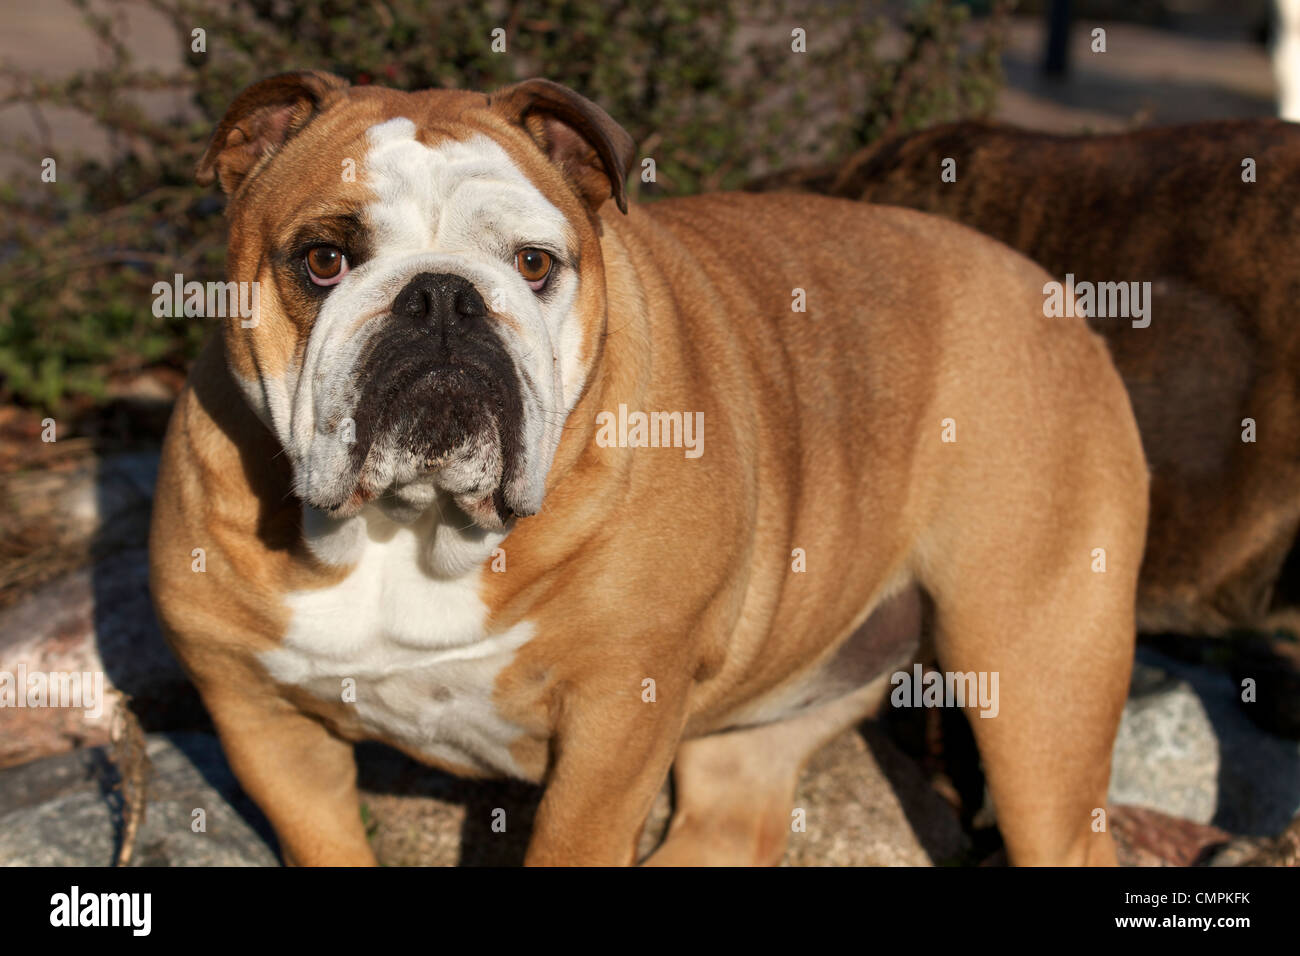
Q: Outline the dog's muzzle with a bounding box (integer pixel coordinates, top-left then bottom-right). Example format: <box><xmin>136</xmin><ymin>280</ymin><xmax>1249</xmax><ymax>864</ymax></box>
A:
<box><xmin>318</xmin><ymin>271</ymin><xmax>528</xmax><ymax>529</ymax></box>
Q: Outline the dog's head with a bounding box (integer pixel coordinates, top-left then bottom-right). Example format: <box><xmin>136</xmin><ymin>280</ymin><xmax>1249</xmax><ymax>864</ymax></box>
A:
<box><xmin>198</xmin><ymin>72</ymin><xmax>633</xmax><ymax>533</ymax></box>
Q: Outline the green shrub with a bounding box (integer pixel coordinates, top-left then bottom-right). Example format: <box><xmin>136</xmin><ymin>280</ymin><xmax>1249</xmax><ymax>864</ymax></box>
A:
<box><xmin>0</xmin><ymin>0</ymin><xmax>1011</xmax><ymax>413</ymax></box>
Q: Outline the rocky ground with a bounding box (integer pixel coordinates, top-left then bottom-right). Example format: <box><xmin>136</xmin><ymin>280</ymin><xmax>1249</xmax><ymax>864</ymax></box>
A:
<box><xmin>0</xmin><ymin>432</ymin><xmax>1298</xmax><ymax>866</ymax></box>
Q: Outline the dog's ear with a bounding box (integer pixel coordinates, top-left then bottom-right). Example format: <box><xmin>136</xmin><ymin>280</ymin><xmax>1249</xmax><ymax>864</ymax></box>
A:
<box><xmin>490</xmin><ymin>78</ymin><xmax>635</xmax><ymax>215</ymax></box>
<box><xmin>197</xmin><ymin>71</ymin><xmax>350</xmax><ymax>194</ymax></box>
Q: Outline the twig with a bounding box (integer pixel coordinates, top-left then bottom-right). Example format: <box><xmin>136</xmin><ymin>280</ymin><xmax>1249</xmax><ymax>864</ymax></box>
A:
<box><xmin>110</xmin><ymin>698</ymin><xmax>151</xmax><ymax>867</ymax></box>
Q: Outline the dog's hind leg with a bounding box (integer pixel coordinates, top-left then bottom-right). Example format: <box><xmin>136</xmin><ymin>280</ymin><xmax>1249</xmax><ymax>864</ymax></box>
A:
<box><xmin>930</xmin><ymin>584</ymin><xmax>1134</xmax><ymax>865</ymax></box>
<box><xmin>641</xmin><ymin>673</ymin><xmax>894</xmax><ymax>866</ymax></box>
<box><xmin>922</xmin><ymin>494</ymin><xmax>1142</xmax><ymax>866</ymax></box>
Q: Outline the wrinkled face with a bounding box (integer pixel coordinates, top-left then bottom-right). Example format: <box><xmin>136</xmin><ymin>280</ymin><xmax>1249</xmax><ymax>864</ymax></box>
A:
<box><xmin>216</xmin><ymin>84</ymin><xmax>615</xmax><ymax>534</ymax></box>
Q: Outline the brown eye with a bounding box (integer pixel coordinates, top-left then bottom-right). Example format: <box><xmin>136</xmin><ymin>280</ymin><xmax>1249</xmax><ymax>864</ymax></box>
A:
<box><xmin>306</xmin><ymin>246</ymin><xmax>347</xmax><ymax>286</ymax></box>
<box><xmin>515</xmin><ymin>248</ymin><xmax>553</xmax><ymax>287</ymax></box>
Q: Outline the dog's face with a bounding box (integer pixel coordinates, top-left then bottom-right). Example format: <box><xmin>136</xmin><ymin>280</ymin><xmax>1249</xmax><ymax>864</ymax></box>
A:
<box><xmin>198</xmin><ymin>73</ymin><xmax>633</xmax><ymax>532</ymax></box>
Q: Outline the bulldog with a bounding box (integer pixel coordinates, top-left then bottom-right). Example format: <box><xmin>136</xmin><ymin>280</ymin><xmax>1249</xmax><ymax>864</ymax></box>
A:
<box><xmin>753</xmin><ymin>119</ymin><xmax>1300</xmax><ymax>640</ymax></box>
<box><xmin>148</xmin><ymin>72</ymin><xmax>1148</xmax><ymax>866</ymax></box>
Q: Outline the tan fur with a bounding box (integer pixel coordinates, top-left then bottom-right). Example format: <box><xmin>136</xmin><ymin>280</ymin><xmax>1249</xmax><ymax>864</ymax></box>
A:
<box><xmin>151</xmin><ymin>81</ymin><xmax>1147</xmax><ymax>866</ymax></box>
<box><xmin>755</xmin><ymin>119</ymin><xmax>1300</xmax><ymax>635</ymax></box>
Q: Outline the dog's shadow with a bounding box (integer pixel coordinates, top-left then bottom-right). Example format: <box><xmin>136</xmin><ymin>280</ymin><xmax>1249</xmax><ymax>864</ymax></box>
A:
<box><xmin>353</xmin><ymin>742</ymin><xmax>542</xmax><ymax>866</ymax></box>
<box><xmin>1136</xmin><ymin>636</ymin><xmax>1300</xmax><ymax>837</ymax></box>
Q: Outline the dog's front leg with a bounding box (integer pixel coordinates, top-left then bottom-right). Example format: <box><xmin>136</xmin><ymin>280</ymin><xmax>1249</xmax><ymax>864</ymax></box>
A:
<box><xmin>524</xmin><ymin>679</ymin><xmax>689</xmax><ymax>866</ymax></box>
<box><xmin>200</xmin><ymin>683</ymin><xmax>377</xmax><ymax>867</ymax></box>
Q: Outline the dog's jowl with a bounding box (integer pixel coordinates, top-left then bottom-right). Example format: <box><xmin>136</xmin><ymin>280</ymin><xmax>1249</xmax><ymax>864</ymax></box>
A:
<box><xmin>149</xmin><ymin>72</ymin><xmax>1148</xmax><ymax>866</ymax></box>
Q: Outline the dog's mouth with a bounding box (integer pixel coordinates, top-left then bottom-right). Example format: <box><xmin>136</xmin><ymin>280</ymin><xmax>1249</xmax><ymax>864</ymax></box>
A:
<box><xmin>308</xmin><ymin>352</ymin><xmax>529</xmax><ymax>530</ymax></box>
<box><xmin>311</xmin><ymin>430</ymin><xmax>521</xmax><ymax>531</ymax></box>
<box><xmin>451</xmin><ymin>486</ymin><xmax>516</xmax><ymax>531</ymax></box>
<box><xmin>319</xmin><ymin>477</ymin><xmax>515</xmax><ymax>530</ymax></box>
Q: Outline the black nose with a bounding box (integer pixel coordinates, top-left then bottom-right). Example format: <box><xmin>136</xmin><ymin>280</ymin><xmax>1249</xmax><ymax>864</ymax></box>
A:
<box><xmin>392</xmin><ymin>272</ymin><xmax>487</xmax><ymax>340</ymax></box>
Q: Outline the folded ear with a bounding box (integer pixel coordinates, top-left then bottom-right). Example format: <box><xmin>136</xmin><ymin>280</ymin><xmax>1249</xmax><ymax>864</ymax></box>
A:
<box><xmin>197</xmin><ymin>71</ymin><xmax>350</xmax><ymax>194</ymax></box>
<box><xmin>490</xmin><ymin>78</ymin><xmax>635</xmax><ymax>215</ymax></box>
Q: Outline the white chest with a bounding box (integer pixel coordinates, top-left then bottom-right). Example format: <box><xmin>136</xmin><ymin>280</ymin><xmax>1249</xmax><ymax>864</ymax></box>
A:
<box><xmin>258</xmin><ymin>509</ymin><xmax>532</xmax><ymax>777</ymax></box>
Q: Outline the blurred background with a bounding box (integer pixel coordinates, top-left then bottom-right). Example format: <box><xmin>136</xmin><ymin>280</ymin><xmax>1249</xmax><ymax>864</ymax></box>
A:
<box><xmin>0</xmin><ymin>0</ymin><xmax>1296</xmax><ymax>867</ymax></box>
<box><xmin>0</xmin><ymin>0</ymin><xmax>1287</xmax><ymax>435</ymax></box>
